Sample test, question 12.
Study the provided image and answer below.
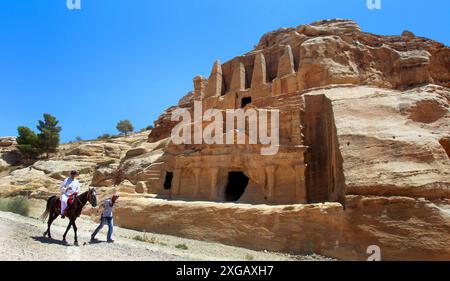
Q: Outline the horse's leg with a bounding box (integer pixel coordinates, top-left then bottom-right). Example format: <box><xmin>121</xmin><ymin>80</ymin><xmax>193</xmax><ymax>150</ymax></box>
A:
<box><xmin>45</xmin><ymin>212</ymin><xmax>58</xmax><ymax>238</ymax></box>
<box><xmin>72</xmin><ymin>219</ymin><xmax>78</xmax><ymax>245</ymax></box>
<box><xmin>62</xmin><ymin>221</ymin><xmax>72</xmax><ymax>243</ymax></box>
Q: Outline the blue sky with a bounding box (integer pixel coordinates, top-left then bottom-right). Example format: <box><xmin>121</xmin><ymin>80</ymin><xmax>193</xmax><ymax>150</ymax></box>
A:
<box><xmin>0</xmin><ymin>0</ymin><xmax>449</xmax><ymax>142</ymax></box>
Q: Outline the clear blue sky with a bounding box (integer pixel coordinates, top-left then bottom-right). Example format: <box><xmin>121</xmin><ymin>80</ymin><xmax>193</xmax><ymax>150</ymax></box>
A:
<box><xmin>0</xmin><ymin>0</ymin><xmax>449</xmax><ymax>142</ymax></box>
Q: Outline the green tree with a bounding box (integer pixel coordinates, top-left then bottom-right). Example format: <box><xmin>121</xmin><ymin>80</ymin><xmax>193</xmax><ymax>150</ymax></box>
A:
<box><xmin>36</xmin><ymin>114</ymin><xmax>62</xmax><ymax>158</ymax></box>
<box><xmin>116</xmin><ymin>120</ymin><xmax>134</xmax><ymax>136</ymax></box>
<box><xmin>16</xmin><ymin>126</ymin><xmax>40</xmax><ymax>159</ymax></box>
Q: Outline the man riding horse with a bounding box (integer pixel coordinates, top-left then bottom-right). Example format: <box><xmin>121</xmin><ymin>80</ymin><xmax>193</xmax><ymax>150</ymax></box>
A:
<box><xmin>41</xmin><ymin>170</ymin><xmax>97</xmax><ymax>245</ymax></box>
<box><xmin>60</xmin><ymin>170</ymin><xmax>80</xmax><ymax>218</ymax></box>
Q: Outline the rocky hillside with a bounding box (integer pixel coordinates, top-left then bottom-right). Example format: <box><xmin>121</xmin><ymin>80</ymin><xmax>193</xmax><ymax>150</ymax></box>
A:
<box><xmin>0</xmin><ymin>131</ymin><xmax>151</xmax><ymax>200</ymax></box>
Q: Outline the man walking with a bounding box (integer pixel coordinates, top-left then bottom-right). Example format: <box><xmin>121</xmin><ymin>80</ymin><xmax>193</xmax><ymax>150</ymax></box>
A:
<box><xmin>91</xmin><ymin>193</ymin><xmax>119</xmax><ymax>243</ymax></box>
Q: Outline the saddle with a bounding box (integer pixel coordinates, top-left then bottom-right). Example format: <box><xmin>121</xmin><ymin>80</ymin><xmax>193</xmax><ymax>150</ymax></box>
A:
<box><xmin>56</xmin><ymin>193</ymin><xmax>78</xmax><ymax>210</ymax></box>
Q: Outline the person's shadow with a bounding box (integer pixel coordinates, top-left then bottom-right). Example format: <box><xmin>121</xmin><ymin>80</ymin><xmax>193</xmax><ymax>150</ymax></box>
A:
<box><xmin>87</xmin><ymin>239</ymin><xmax>103</xmax><ymax>244</ymax></box>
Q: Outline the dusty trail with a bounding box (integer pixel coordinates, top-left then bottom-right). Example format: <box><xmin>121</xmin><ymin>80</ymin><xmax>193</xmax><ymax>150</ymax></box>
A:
<box><xmin>0</xmin><ymin>211</ymin><xmax>330</xmax><ymax>261</ymax></box>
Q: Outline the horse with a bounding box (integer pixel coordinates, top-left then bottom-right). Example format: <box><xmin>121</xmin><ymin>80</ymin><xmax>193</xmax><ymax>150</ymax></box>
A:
<box><xmin>41</xmin><ymin>188</ymin><xmax>97</xmax><ymax>245</ymax></box>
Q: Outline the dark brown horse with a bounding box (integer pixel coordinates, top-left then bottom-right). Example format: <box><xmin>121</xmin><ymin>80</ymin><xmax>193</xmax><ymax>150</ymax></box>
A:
<box><xmin>41</xmin><ymin>188</ymin><xmax>97</xmax><ymax>245</ymax></box>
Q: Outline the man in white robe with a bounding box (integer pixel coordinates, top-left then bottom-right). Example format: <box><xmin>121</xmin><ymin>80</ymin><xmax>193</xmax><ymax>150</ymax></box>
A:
<box><xmin>60</xmin><ymin>170</ymin><xmax>81</xmax><ymax>218</ymax></box>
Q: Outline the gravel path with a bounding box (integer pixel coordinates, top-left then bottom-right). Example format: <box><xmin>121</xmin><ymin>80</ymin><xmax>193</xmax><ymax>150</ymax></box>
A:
<box><xmin>0</xmin><ymin>211</ymin><xmax>332</xmax><ymax>261</ymax></box>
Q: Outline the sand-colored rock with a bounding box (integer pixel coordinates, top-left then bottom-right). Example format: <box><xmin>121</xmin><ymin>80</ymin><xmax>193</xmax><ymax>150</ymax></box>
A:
<box><xmin>125</xmin><ymin>147</ymin><xmax>149</xmax><ymax>158</ymax></box>
<box><xmin>113</xmin><ymin>195</ymin><xmax>450</xmax><ymax>261</ymax></box>
<box><xmin>0</xmin><ymin>137</ymin><xmax>15</xmax><ymax>147</ymax></box>
<box><xmin>66</xmin><ymin>144</ymin><xmax>105</xmax><ymax>157</ymax></box>
<box><xmin>135</xmin><ymin>181</ymin><xmax>146</xmax><ymax>194</ymax></box>
<box><xmin>313</xmin><ymin>85</ymin><xmax>450</xmax><ymax>199</ymax></box>
<box><xmin>91</xmin><ymin>164</ymin><xmax>119</xmax><ymax>187</ymax></box>
<box><xmin>32</xmin><ymin>160</ymin><xmax>96</xmax><ymax>180</ymax></box>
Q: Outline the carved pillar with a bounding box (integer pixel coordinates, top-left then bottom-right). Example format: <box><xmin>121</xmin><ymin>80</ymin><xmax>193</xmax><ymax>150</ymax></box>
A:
<box><xmin>205</xmin><ymin>60</ymin><xmax>223</xmax><ymax>98</ymax></box>
<box><xmin>171</xmin><ymin>168</ymin><xmax>182</xmax><ymax>198</ymax></box>
<box><xmin>193</xmin><ymin>168</ymin><xmax>201</xmax><ymax>198</ymax></box>
<box><xmin>277</xmin><ymin>45</ymin><xmax>295</xmax><ymax>78</ymax></box>
<box><xmin>193</xmin><ymin>75</ymin><xmax>206</xmax><ymax>100</ymax></box>
<box><xmin>230</xmin><ymin>59</ymin><xmax>246</xmax><ymax>91</ymax></box>
<box><xmin>251</xmin><ymin>52</ymin><xmax>267</xmax><ymax>88</ymax></box>
<box><xmin>209</xmin><ymin>168</ymin><xmax>219</xmax><ymax>201</ymax></box>
<box><xmin>265</xmin><ymin>165</ymin><xmax>276</xmax><ymax>203</ymax></box>
<box><xmin>294</xmin><ymin>163</ymin><xmax>307</xmax><ymax>203</ymax></box>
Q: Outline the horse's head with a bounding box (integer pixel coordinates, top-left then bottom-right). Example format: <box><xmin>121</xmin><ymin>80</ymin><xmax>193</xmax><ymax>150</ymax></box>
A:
<box><xmin>87</xmin><ymin>187</ymin><xmax>97</xmax><ymax>207</ymax></box>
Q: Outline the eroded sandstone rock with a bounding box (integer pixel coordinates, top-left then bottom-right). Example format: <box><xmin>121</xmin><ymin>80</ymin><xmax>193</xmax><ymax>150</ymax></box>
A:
<box><xmin>111</xmin><ymin>195</ymin><xmax>450</xmax><ymax>261</ymax></box>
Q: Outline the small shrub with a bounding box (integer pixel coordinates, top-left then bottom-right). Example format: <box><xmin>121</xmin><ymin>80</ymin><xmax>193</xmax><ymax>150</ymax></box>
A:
<box><xmin>78</xmin><ymin>168</ymin><xmax>91</xmax><ymax>175</ymax></box>
<box><xmin>245</xmin><ymin>254</ymin><xmax>254</xmax><ymax>260</ymax></box>
<box><xmin>133</xmin><ymin>235</ymin><xmax>145</xmax><ymax>242</ymax></box>
<box><xmin>132</xmin><ymin>233</ymin><xmax>158</xmax><ymax>244</ymax></box>
<box><xmin>97</xmin><ymin>134</ymin><xmax>112</xmax><ymax>140</ymax></box>
<box><xmin>175</xmin><ymin>243</ymin><xmax>188</xmax><ymax>250</ymax></box>
<box><xmin>140</xmin><ymin>125</ymin><xmax>154</xmax><ymax>132</ymax></box>
<box><xmin>0</xmin><ymin>196</ymin><xmax>30</xmax><ymax>216</ymax></box>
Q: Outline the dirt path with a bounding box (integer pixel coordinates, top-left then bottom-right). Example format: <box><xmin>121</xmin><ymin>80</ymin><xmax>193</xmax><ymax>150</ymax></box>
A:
<box><xmin>0</xmin><ymin>211</ymin><xmax>332</xmax><ymax>261</ymax></box>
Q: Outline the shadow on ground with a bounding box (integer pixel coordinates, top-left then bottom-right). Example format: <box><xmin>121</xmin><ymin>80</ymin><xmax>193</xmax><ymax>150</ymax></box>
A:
<box><xmin>31</xmin><ymin>236</ymin><xmax>73</xmax><ymax>246</ymax></box>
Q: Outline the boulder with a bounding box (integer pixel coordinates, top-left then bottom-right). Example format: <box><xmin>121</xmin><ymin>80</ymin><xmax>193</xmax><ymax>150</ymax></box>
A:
<box><xmin>125</xmin><ymin>147</ymin><xmax>149</xmax><ymax>158</ymax></box>
<box><xmin>135</xmin><ymin>181</ymin><xmax>146</xmax><ymax>194</ymax></box>
<box><xmin>91</xmin><ymin>164</ymin><xmax>118</xmax><ymax>187</ymax></box>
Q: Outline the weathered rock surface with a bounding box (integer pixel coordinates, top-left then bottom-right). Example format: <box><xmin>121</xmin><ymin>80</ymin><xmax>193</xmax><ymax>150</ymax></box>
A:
<box><xmin>0</xmin><ymin>131</ymin><xmax>151</xmax><ymax>197</ymax></box>
<box><xmin>313</xmin><ymin>85</ymin><xmax>449</xmax><ymax>199</ymax></box>
<box><xmin>112</xmin><ymin>195</ymin><xmax>450</xmax><ymax>261</ymax></box>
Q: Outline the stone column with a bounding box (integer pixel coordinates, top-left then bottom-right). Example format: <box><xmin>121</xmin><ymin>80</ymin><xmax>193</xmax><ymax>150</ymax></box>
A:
<box><xmin>294</xmin><ymin>163</ymin><xmax>307</xmax><ymax>203</ymax></box>
<box><xmin>209</xmin><ymin>168</ymin><xmax>219</xmax><ymax>201</ymax></box>
<box><xmin>193</xmin><ymin>168</ymin><xmax>201</xmax><ymax>198</ymax></box>
<box><xmin>171</xmin><ymin>168</ymin><xmax>182</xmax><ymax>198</ymax></box>
<box><xmin>265</xmin><ymin>165</ymin><xmax>276</xmax><ymax>203</ymax></box>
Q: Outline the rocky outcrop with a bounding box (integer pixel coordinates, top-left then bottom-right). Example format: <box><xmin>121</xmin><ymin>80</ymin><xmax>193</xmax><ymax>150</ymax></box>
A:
<box><xmin>112</xmin><ymin>195</ymin><xmax>450</xmax><ymax>261</ymax></box>
<box><xmin>0</xmin><ymin>132</ymin><xmax>151</xmax><ymax>197</ymax></box>
<box><xmin>0</xmin><ymin>137</ymin><xmax>20</xmax><ymax>171</ymax></box>
<box><xmin>314</xmin><ymin>85</ymin><xmax>449</xmax><ymax>199</ymax></box>
<box><xmin>0</xmin><ymin>137</ymin><xmax>15</xmax><ymax>148</ymax></box>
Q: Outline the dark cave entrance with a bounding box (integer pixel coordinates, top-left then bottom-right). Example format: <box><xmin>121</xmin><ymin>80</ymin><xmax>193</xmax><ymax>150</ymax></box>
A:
<box><xmin>241</xmin><ymin>97</ymin><xmax>252</xmax><ymax>108</ymax></box>
<box><xmin>164</xmin><ymin>172</ymin><xmax>173</xmax><ymax>190</ymax></box>
<box><xmin>225</xmin><ymin>171</ymin><xmax>249</xmax><ymax>202</ymax></box>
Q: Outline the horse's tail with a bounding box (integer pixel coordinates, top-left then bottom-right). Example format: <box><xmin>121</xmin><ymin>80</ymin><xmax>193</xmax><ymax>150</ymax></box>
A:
<box><xmin>40</xmin><ymin>195</ymin><xmax>56</xmax><ymax>222</ymax></box>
